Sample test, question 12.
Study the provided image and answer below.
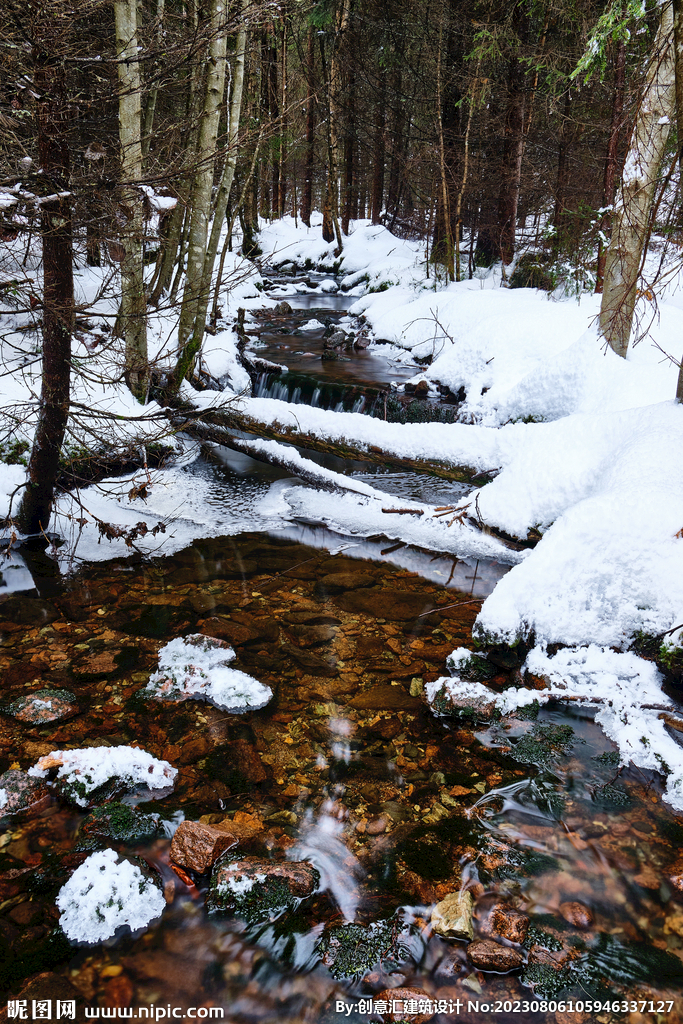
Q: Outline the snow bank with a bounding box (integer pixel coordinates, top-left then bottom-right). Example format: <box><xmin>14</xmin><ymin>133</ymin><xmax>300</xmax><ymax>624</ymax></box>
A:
<box><xmin>147</xmin><ymin>634</ymin><xmax>272</xmax><ymax>712</ymax></box>
<box><xmin>258</xmin><ymin>215</ymin><xmax>424</xmax><ymax>292</ymax></box>
<box><xmin>29</xmin><ymin>746</ymin><xmax>176</xmax><ymax>807</ymax></box>
<box><xmin>427</xmin><ymin>645</ymin><xmax>683</xmax><ymax>810</ymax></box>
<box><xmin>57</xmin><ymin>849</ymin><xmax>165</xmax><ymax>944</ymax></box>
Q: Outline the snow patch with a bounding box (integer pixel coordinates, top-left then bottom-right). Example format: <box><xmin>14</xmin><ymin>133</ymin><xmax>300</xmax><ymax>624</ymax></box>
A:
<box><xmin>28</xmin><ymin>745</ymin><xmax>176</xmax><ymax>807</ymax></box>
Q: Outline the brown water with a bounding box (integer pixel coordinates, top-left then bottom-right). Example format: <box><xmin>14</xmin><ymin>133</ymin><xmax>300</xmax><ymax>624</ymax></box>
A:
<box><xmin>2</xmin><ymin>533</ymin><xmax>683</xmax><ymax>1022</ymax></box>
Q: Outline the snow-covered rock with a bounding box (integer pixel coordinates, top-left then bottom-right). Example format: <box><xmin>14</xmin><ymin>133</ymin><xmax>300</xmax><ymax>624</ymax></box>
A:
<box><xmin>57</xmin><ymin>848</ymin><xmax>165</xmax><ymax>944</ymax></box>
<box><xmin>147</xmin><ymin>634</ymin><xmax>272</xmax><ymax>712</ymax></box>
<box><xmin>28</xmin><ymin>745</ymin><xmax>176</xmax><ymax>807</ymax></box>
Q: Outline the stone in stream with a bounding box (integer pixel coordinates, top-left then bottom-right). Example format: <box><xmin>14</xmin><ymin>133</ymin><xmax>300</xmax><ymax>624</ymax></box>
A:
<box><xmin>2</xmin><ymin>687</ymin><xmax>78</xmax><ymax>724</ymax></box>
<box><xmin>146</xmin><ymin>633</ymin><xmax>272</xmax><ymax>712</ymax></box>
<box><xmin>274</xmin><ymin>300</ymin><xmax>293</xmax><ymax>314</ymax></box>
<box><xmin>373</xmin><ymin>988</ymin><xmax>435</xmax><ymax>1023</ymax></box>
<box><xmin>170</xmin><ymin>818</ymin><xmax>262</xmax><ymax>873</ymax></box>
<box><xmin>431</xmin><ymin>890</ymin><xmax>474</xmax><ymax>940</ymax></box>
<box><xmin>79</xmin><ymin>802</ymin><xmax>162</xmax><ymax>848</ymax></box>
<box><xmin>209</xmin><ymin>857</ymin><xmax>319</xmax><ymax>921</ymax></box>
<box><xmin>324</xmin><ymin>329</ymin><xmax>347</xmax><ymax>349</ymax></box>
<box><xmin>413</xmin><ymin>380</ymin><xmax>430</xmax><ymax>397</ymax></box>
<box><xmin>558</xmin><ymin>900</ymin><xmax>594</xmax><ymax>929</ymax></box>
<box><xmin>348</xmin><ymin>683</ymin><xmax>421</xmax><ymax>711</ymax></box>
<box><xmin>467</xmin><ymin>939</ymin><xmax>524</xmax><ymax>972</ymax></box>
<box><xmin>490</xmin><ymin>904</ymin><xmax>529</xmax><ymax>943</ymax></box>
<box><xmin>314</xmin><ymin>571</ymin><xmax>377</xmax><ymax>596</ymax></box>
<box><xmin>0</xmin><ymin>769</ymin><xmax>50</xmax><ymax>817</ymax></box>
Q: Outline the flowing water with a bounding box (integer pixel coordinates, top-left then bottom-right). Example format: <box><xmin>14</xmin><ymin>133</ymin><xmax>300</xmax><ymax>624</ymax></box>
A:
<box><xmin>2</xmin><ymin>277</ymin><xmax>683</xmax><ymax>1021</ymax></box>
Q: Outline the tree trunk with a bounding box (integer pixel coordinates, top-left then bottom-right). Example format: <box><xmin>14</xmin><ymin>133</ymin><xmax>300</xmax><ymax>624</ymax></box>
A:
<box><xmin>189</xmin><ymin>6</ymin><xmax>248</xmax><ymax>354</ymax></box>
<box><xmin>322</xmin><ymin>0</ymin><xmax>351</xmax><ymax>249</ymax></box>
<box><xmin>301</xmin><ymin>28</ymin><xmax>315</xmax><ymax>227</ymax></box>
<box><xmin>141</xmin><ymin>0</ymin><xmax>165</xmax><ymax>160</ymax></box>
<box><xmin>498</xmin><ymin>45</ymin><xmax>526</xmax><ymax>265</ymax></box>
<box><xmin>673</xmin><ymin>0</ymin><xmax>683</xmax><ymax>399</ymax></box>
<box><xmin>595</xmin><ymin>41</ymin><xmax>626</xmax><ymax>294</ymax></box>
<box><xmin>114</xmin><ymin>0</ymin><xmax>148</xmax><ymax>401</ymax></box>
<box><xmin>17</xmin><ymin>5</ymin><xmax>74</xmax><ymax>536</ymax></box>
<box><xmin>553</xmin><ymin>89</ymin><xmax>574</xmax><ymax>253</ymax></box>
<box><xmin>171</xmin><ymin>0</ymin><xmax>227</xmax><ymax>389</ymax></box>
<box><xmin>370</xmin><ymin>77</ymin><xmax>385</xmax><ymax>225</ymax></box>
<box><xmin>600</xmin><ymin>2</ymin><xmax>675</xmax><ymax>358</ymax></box>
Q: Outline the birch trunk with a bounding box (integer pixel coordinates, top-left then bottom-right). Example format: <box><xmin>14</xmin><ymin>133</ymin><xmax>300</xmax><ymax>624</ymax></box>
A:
<box><xmin>189</xmin><ymin>6</ymin><xmax>248</xmax><ymax>352</ymax></box>
<box><xmin>595</xmin><ymin>41</ymin><xmax>626</xmax><ymax>294</ymax></box>
<box><xmin>114</xmin><ymin>0</ymin><xmax>148</xmax><ymax>401</ymax></box>
<box><xmin>141</xmin><ymin>0</ymin><xmax>165</xmax><ymax>160</ymax></box>
<box><xmin>172</xmin><ymin>0</ymin><xmax>227</xmax><ymax>385</ymax></box>
<box><xmin>600</xmin><ymin>1</ymin><xmax>675</xmax><ymax>357</ymax></box>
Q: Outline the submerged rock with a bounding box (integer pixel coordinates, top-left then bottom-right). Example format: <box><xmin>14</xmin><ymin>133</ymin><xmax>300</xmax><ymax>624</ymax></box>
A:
<box><xmin>431</xmin><ymin>890</ymin><xmax>474</xmax><ymax>940</ymax></box>
<box><xmin>467</xmin><ymin>939</ymin><xmax>524</xmax><ymax>972</ymax></box>
<box><xmin>316</xmin><ymin>919</ymin><xmax>407</xmax><ymax>980</ymax></box>
<box><xmin>2</xmin><ymin>687</ymin><xmax>78</xmax><ymax>724</ymax></box>
<box><xmin>374</xmin><ymin>988</ymin><xmax>435</xmax><ymax>1023</ymax></box>
<box><xmin>146</xmin><ymin>633</ymin><xmax>272</xmax><ymax>712</ymax></box>
<box><xmin>79</xmin><ymin>803</ymin><xmax>162</xmax><ymax>848</ymax></box>
<box><xmin>489</xmin><ymin>903</ymin><xmax>529</xmax><ymax>943</ymax></box>
<box><xmin>170</xmin><ymin>819</ymin><xmax>262</xmax><ymax>874</ymax></box>
<box><xmin>0</xmin><ymin>769</ymin><xmax>50</xmax><ymax>817</ymax></box>
<box><xmin>559</xmin><ymin>900</ymin><xmax>593</xmax><ymax>929</ymax></box>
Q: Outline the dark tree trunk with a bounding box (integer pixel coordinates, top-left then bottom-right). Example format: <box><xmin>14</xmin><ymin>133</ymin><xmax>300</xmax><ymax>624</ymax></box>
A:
<box><xmin>498</xmin><ymin>23</ymin><xmax>526</xmax><ymax>265</ymax></box>
<box><xmin>17</xmin><ymin>6</ymin><xmax>74</xmax><ymax>536</ymax></box>
<box><xmin>342</xmin><ymin>70</ymin><xmax>356</xmax><ymax>234</ymax></box>
<box><xmin>268</xmin><ymin>33</ymin><xmax>280</xmax><ymax>218</ymax></box>
<box><xmin>553</xmin><ymin>89</ymin><xmax>574</xmax><ymax>252</ymax></box>
<box><xmin>370</xmin><ymin>77</ymin><xmax>385</xmax><ymax>225</ymax></box>
<box><xmin>595</xmin><ymin>41</ymin><xmax>626</xmax><ymax>293</ymax></box>
<box><xmin>301</xmin><ymin>28</ymin><xmax>315</xmax><ymax>227</ymax></box>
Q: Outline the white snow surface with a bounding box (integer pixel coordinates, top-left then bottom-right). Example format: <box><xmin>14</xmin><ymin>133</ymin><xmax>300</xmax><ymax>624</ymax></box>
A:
<box><xmin>148</xmin><ymin>635</ymin><xmax>273</xmax><ymax>712</ymax></box>
<box><xmin>28</xmin><ymin>745</ymin><xmax>177</xmax><ymax>806</ymax></box>
<box><xmin>57</xmin><ymin>848</ymin><xmax>165</xmax><ymax>943</ymax></box>
<box><xmin>218</xmin><ymin>872</ymin><xmax>266</xmax><ymax>896</ymax></box>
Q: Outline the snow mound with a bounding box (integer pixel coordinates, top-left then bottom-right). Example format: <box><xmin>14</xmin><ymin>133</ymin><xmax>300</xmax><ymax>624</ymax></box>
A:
<box><xmin>299</xmin><ymin>319</ymin><xmax>325</xmax><ymax>332</ymax></box>
<box><xmin>57</xmin><ymin>848</ymin><xmax>165</xmax><ymax>944</ymax></box>
<box><xmin>147</xmin><ymin>634</ymin><xmax>273</xmax><ymax>712</ymax></box>
<box><xmin>28</xmin><ymin>745</ymin><xmax>176</xmax><ymax>807</ymax></box>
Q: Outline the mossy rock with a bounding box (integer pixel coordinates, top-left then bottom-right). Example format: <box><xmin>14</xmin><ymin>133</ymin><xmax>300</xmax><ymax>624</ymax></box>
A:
<box><xmin>316</xmin><ymin>919</ymin><xmax>408</xmax><ymax>980</ymax></box>
<box><xmin>510</xmin><ymin>723</ymin><xmax>574</xmax><ymax>768</ymax></box>
<box><xmin>78</xmin><ymin>802</ymin><xmax>161</xmax><ymax>848</ymax></box>
<box><xmin>208</xmin><ymin>873</ymin><xmax>297</xmax><ymax>924</ymax></box>
<box><xmin>659</xmin><ymin>642</ymin><xmax>683</xmax><ymax>686</ymax></box>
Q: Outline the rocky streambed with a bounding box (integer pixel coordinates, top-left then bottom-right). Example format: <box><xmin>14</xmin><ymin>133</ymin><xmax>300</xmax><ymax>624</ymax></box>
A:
<box><xmin>2</xmin><ymin>533</ymin><xmax>683</xmax><ymax>1021</ymax></box>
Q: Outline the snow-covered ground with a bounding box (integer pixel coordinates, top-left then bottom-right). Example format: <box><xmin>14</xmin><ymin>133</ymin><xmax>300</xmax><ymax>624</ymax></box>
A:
<box><xmin>2</xmin><ymin>209</ymin><xmax>683</xmax><ymax>806</ymax></box>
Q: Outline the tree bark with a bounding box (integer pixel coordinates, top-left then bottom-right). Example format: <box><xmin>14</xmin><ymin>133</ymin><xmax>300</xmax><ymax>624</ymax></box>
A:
<box><xmin>114</xmin><ymin>0</ymin><xmax>148</xmax><ymax>401</ymax></box>
<box><xmin>498</xmin><ymin>43</ymin><xmax>526</xmax><ymax>265</ymax></box>
<box><xmin>322</xmin><ymin>0</ymin><xmax>351</xmax><ymax>249</ymax></box>
<box><xmin>600</xmin><ymin>2</ymin><xmax>675</xmax><ymax>358</ymax></box>
<box><xmin>301</xmin><ymin>28</ymin><xmax>315</xmax><ymax>227</ymax></box>
<box><xmin>16</xmin><ymin>5</ymin><xmax>74</xmax><ymax>536</ymax></box>
<box><xmin>370</xmin><ymin>76</ymin><xmax>386</xmax><ymax>225</ymax></box>
<box><xmin>595</xmin><ymin>41</ymin><xmax>626</xmax><ymax>294</ymax></box>
<box><xmin>189</xmin><ymin>6</ymin><xmax>248</xmax><ymax>353</ymax></box>
<box><xmin>673</xmin><ymin>0</ymin><xmax>683</xmax><ymax>399</ymax></box>
<box><xmin>171</xmin><ymin>0</ymin><xmax>228</xmax><ymax>389</ymax></box>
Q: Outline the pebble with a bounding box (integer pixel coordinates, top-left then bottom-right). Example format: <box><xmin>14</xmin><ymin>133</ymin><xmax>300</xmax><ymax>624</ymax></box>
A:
<box><xmin>466</xmin><ymin>939</ymin><xmax>524</xmax><ymax>972</ymax></box>
<box><xmin>558</xmin><ymin>900</ymin><xmax>594</xmax><ymax>929</ymax></box>
<box><xmin>431</xmin><ymin>890</ymin><xmax>474</xmax><ymax>940</ymax></box>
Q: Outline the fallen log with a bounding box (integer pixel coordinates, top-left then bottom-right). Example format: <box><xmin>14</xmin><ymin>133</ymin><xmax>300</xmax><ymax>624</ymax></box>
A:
<box><xmin>171</xmin><ymin>402</ymin><xmax>487</xmax><ymax>485</ymax></box>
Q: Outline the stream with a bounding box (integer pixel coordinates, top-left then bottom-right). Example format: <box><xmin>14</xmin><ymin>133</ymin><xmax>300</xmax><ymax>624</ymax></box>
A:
<box><xmin>1</xmin><ymin>275</ymin><xmax>683</xmax><ymax>1020</ymax></box>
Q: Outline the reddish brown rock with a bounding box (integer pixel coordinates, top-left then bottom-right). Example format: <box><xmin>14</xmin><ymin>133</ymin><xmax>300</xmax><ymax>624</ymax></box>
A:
<box><xmin>374</xmin><ymin>988</ymin><xmax>435</xmax><ymax>1023</ymax></box>
<box><xmin>212</xmin><ymin>858</ymin><xmax>319</xmax><ymax>898</ymax></box>
<box><xmin>170</xmin><ymin>818</ymin><xmax>260</xmax><ymax>873</ymax></box>
<box><xmin>349</xmin><ymin>683</ymin><xmax>421</xmax><ymax>711</ymax></box>
<box><xmin>558</xmin><ymin>900</ymin><xmax>593</xmax><ymax>929</ymax></box>
<box><xmin>527</xmin><ymin>946</ymin><xmax>577</xmax><ymax>970</ymax></box>
<box><xmin>466</xmin><ymin>939</ymin><xmax>523</xmax><ymax>972</ymax></box>
<box><xmin>3</xmin><ymin>688</ymin><xmax>78</xmax><ymax>724</ymax></box>
<box><xmin>490</xmin><ymin>904</ymin><xmax>529</xmax><ymax>943</ymax></box>
<box><xmin>0</xmin><ymin>770</ymin><xmax>50</xmax><ymax>816</ymax></box>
